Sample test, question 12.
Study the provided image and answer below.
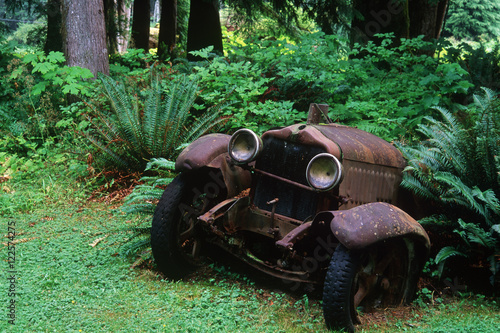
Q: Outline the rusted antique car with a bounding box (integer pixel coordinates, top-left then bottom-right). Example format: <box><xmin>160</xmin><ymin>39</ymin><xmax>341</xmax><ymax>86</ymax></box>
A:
<box><xmin>151</xmin><ymin>104</ymin><xmax>430</xmax><ymax>332</ymax></box>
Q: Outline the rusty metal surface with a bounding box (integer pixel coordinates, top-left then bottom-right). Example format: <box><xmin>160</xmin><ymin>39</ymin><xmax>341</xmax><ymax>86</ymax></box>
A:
<box><xmin>209</xmin><ymin>236</ymin><xmax>317</xmax><ymax>283</ymax></box>
<box><xmin>175</xmin><ymin>134</ymin><xmax>230</xmax><ymax>171</ymax></box>
<box><xmin>320</xmin><ymin>202</ymin><xmax>430</xmax><ymax>250</ymax></box>
<box><xmin>339</xmin><ymin>160</ymin><xmax>402</xmax><ymax>209</ymax></box>
<box><xmin>175</xmin><ymin>133</ymin><xmax>251</xmax><ymax>197</ymax></box>
<box><xmin>262</xmin><ymin>124</ymin><xmax>342</xmax><ymax>160</ymax></box>
<box><xmin>261</xmin><ymin>122</ymin><xmax>405</xmax><ymax>169</ymax></box>
<box><xmin>314</xmin><ymin>124</ymin><xmax>406</xmax><ymax>168</ymax></box>
<box><xmin>276</xmin><ymin>221</ymin><xmax>312</xmax><ymax>249</ymax></box>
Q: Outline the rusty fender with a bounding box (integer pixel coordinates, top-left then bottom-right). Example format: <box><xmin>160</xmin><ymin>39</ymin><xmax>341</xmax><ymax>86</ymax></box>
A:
<box><xmin>175</xmin><ymin>134</ymin><xmax>251</xmax><ymax>197</ymax></box>
<box><xmin>312</xmin><ymin>202</ymin><xmax>430</xmax><ymax>251</ymax></box>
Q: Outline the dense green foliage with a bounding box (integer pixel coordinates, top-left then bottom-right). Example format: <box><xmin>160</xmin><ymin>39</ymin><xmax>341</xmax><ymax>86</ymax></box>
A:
<box><xmin>218</xmin><ymin>33</ymin><xmax>472</xmax><ymax>140</ymax></box>
<box><xmin>397</xmin><ymin>88</ymin><xmax>500</xmax><ymax>287</ymax></box>
<box><xmin>444</xmin><ymin>0</ymin><xmax>500</xmax><ymax>40</ymax></box>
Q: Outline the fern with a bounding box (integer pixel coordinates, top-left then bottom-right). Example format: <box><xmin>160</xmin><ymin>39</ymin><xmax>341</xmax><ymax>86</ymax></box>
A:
<box><xmin>117</xmin><ymin>157</ymin><xmax>176</xmax><ymax>265</ymax></box>
<box><xmin>85</xmin><ymin>71</ymin><xmax>225</xmax><ymax>172</ymax></box>
<box><xmin>435</xmin><ymin>246</ymin><xmax>467</xmax><ymax>264</ymax></box>
<box><xmin>398</xmin><ymin>87</ymin><xmax>500</xmax><ymax>285</ymax></box>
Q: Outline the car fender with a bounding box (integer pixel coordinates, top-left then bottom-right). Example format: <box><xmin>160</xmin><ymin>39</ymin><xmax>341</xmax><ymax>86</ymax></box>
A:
<box><xmin>175</xmin><ymin>134</ymin><xmax>251</xmax><ymax>197</ymax></box>
<box><xmin>312</xmin><ymin>202</ymin><xmax>430</xmax><ymax>251</ymax></box>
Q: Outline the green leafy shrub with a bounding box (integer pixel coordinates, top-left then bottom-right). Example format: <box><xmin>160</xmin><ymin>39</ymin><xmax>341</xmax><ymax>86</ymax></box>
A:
<box><xmin>221</xmin><ymin>33</ymin><xmax>472</xmax><ymax>141</ymax></box>
<box><xmin>397</xmin><ymin>88</ymin><xmax>500</xmax><ymax>287</ymax></box>
<box><xmin>442</xmin><ymin>40</ymin><xmax>500</xmax><ymax>93</ymax></box>
<box><xmin>85</xmin><ymin>72</ymin><xmax>225</xmax><ymax>172</ymax></box>
<box><xmin>2</xmin><ymin>50</ymin><xmax>94</xmax><ymax>154</ymax></box>
<box><xmin>109</xmin><ymin>48</ymin><xmax>157</xmax><ymax>75</ymax></box>
<box><xmin>8</xmin><ymin>22</ymin><xmax>46</xmax><ymax>48</ymax></box>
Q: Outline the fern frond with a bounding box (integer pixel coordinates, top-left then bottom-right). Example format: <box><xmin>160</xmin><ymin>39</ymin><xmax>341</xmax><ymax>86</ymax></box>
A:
<box><xmin>457</xmin><ymin>219</ymin><xmax>496</xmax><ymax>249</ymax></box>
<box><xmin>120</xmin><ymin>237</ymin><xmax>151</xmax><ymax>256</ymax></box>
<box><xmin>418</xmin><ymin>214</ymin><xmax>452</xmax><ymax>226</ymax></box>
<box><xmin>400</xmin><ymin>176</ymin><xmax>440</xmax><ymax>201</ymax></box>
<box><xmin>144</xmin><ymin>158</ymin><xmax>176</xmax><ymax>172</ymax></box>
<box><xmin>84</xmin><ymin>134</ymin><xmax>132</xmax><ymax>169</ymax></box>
<box><xmin>471</xmin><ymin>187</ymin><xmax>500</xmax><ymax>217</ymax></box>
<box><xmin>120</xmin><ymin>203</ymin><xmax>157</xmax><ymax>215</ymax></box>
<box><xmin>143</xmin><ymin>72</ymin><xmax>163</xmax><ymax>156</ymax></box>
<box><xmin>473</xmin><ymin>87</ymin><xmax>495</xmax><ymax>112</ymax></box>
<box><xmin>435</xmin><ymin>171</ymin><xmax>487</xmax><ymax>217</ymax></box>
<box><xmin>435</xmin><ymin>246</ymin><xmax>468</xmax><ymax>265</ymax></box>
<box><xmin>98</xmin><ymin>74</ymin><xmax>145</xmax><ymax>152</ymax></box>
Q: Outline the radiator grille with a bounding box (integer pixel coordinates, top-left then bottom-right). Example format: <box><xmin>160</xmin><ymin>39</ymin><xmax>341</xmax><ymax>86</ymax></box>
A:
<box><xmin>253</xmin><ymin>137</ymin><xmax>325</xmax><ymax>221</ymax></box>
<box><xmin>339</xmin><ymin>161</ymin><xmax>401</xmax><ymax>209</ymax></box>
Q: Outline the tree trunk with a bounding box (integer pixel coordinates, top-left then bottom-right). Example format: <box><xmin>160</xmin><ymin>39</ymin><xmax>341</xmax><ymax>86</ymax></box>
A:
<box><xmin>104</xmin><ymin>0</ymin><xmax>132</xmax><ymax>54</ymax></box>
<box><xmin>158</xmin><ymin>0</ymin><xmax>176</xmax><ymax>59</ymax></box>
<box><xmin>44</xmin><ymin>0</ymin><xmax>63</xmax><ymax>54</ymax></box>
<box><xmin>351</xmin><ymin>0</ymin><xmax>408</xmax><ymax>45</ymax></box>
<box><xmin>131</xmin><ymin>0</ymin><xmax>150</xmax><ymax>51</ymax></box>
<box><xmin>62</xmin><ymin>0</ymin><xmax>109</xmax><ymax>76</ymax></box>
<box><xmin>104</xmin><ymin>0</ymin><xmax>118</xmax><ymax>54</ymax></box>
<box><xmin>117</xmin><ymin>0</ymin><xmax>132</xmax><ymax>53</ymax></box>
<box><xmin>186</xmin><ymin>0</ymin><xmax>223</xmax><ymax>61</ymax></box>
<box><xmin>408</xmin><ymin>0</ymin><xmax>448</xmax><ymax>40</ymax></box>
<box><xmin>351</xmin><ymin>0</ymin><xmax>449</xmax><ymax>45</ymax></box>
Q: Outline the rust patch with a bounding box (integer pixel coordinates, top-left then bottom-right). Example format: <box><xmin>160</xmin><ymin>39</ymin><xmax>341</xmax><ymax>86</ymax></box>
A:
<box><xmin>326</xmin><ymin>202</ymin><xmax>430</xmax><ymax>250</ymax></box>
<box><xmin>175</xmin><ymin>134</ymin><xmax>230</xmax><ymax>171</ymax></box>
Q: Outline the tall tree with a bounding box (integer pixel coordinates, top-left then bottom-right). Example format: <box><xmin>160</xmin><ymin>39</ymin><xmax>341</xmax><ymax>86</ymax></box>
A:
<box><xmin>104</xmin><ymin>0</ymin><xmax>132</xmax><ymax>54</ymax></box>
<box><xmin>351</xmin><ymin>0</ymin><xmax>449</xmax><ymax>44</ymax></box>
<box><xmin>131</xmin><ymin>0</ymin><xmax>150</xmax><ymax>51</ymax></box>
<box><xmin>186</xmin><ymin>0</ymin><xmax>222</xmax><ymax>60</ymax></box>
<box><xmin>61</xmin><ymin>0</ymin><xmax>109</xmax><ymax>76</ymax></box>
<box><xmin>158</xmin><ymin>0</ymin><xmax>176</xmax><ymax>59</ymax></box>
<box><xmin>44</xmin><ymin>0</ymin><xmax>63</xmax><ymax>53</ymax></box>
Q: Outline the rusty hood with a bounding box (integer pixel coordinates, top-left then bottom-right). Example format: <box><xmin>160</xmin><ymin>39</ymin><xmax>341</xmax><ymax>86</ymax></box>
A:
<box><xmin>263</xmin><ymin>123</ymin><xmax>406</xmax><ymax>169</ymax></box>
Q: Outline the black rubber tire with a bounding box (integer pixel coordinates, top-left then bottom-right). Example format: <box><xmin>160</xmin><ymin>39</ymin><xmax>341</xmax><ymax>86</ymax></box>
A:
<box><xmin>322</xmin><ymin>245</ymin><xmax>361</xmax><ymax>333</ymax></box>
<box><xmin>322</xmin><ymin>242</ymin><xmax>416</xmax><ymax>332</ymax></box>
<box><xmin>151</xmin><ymin>172</ymin><xmax>225</xmax><ymax>279</ymax></box>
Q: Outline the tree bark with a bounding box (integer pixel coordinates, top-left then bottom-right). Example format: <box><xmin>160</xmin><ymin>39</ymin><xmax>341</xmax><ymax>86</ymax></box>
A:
<box><xmin>131</xmin><ymin>0</ymin><xmax>150</xmax><ymax>51</ymax></box>
<box><xmin>408</xmin><ymin>0</ymin><xmax>448</xmax><ymax>40</ymax></box>
<box><xmin>44</xmin><ymin>0</ymin><xmax>63</xmax><ymax>54</ymax></box>
<box><xmin>351</xmin><ymin>0</ymin><xmax>408</xmax><ymax>45</ymax></box>
<box><xmin>158</xmin><ymin>0</ymin><xmax>176</xmax><ymax>59</ymax></box>
<box><xmin>62</xmin><ymin>0</ymin><xmax>109</xmax><ymax>76</ymax></box>
<box><xmin>186</xmin><ymin>0</ymin><xmax>223</xmax><ymax>61</ymax></box>
<box><xmin>351</xmin><ymin>0</ymin><xmax>448</xmax><ymax>45</ymax></box>
<box><xmin>117</xmin><ymin>0</ymin><xmax>132</xmax><ymax>53</ymax></box>
<box><xmin>104</xmin><ymin>0</ymin><xmax>118</xmax><ymax>54</ymax></box>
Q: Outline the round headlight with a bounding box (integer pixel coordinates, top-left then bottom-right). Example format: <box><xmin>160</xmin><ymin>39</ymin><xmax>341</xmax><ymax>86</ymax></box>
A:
<box><xmin>306</xmin><ymin>153</ymin><xmax>343</xmax><ymax>191</ymax></box>
<box><xmin>228</xmin><ymin>129</ymin><xmax>262</xmax><ymax>164</ymax></box>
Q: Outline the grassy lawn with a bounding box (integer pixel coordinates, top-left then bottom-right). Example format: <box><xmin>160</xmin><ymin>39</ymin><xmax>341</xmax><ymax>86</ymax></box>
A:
<box><xmin>1</xmin><ymin>153</ymin><xmax>499</xmax><ymax>332</ymax></box>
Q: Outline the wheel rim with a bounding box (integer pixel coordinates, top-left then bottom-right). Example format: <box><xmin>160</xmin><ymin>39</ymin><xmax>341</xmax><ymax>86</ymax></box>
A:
<box><xmin>176</xmin><ymin>191</ymin><xmax>212</xmax><ymax>263</ymax></box>
<box><xmin>353</xmin><ymin>242</ymin><xmax>408</xmax><ymax>312</ymax></box>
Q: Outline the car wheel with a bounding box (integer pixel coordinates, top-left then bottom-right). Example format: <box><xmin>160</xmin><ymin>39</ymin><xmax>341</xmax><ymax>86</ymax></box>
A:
<box><xmin>322</xmin><ymin>241</ymin><xmax>418</xmax><ymax>332</ymax></box>
<box><xmin>151</xmin><ymin>172</ymin><xmax>226</xmax><ymax>279</ymax></box>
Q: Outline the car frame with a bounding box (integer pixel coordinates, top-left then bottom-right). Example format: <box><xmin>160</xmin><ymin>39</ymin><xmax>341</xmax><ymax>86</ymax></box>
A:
<box><xmin>151</xmin><ymin>103</ymin><xmax>430</xmax><ymax>332</ymax></box>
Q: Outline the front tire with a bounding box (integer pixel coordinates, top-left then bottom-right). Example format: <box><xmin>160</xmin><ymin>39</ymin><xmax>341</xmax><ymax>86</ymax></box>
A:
<box><xmin>322</xmin><ymin>241</ymin><xmax>418</xmax><ymax>332</ymax></box>
<box><xmin>151</xmin><ymin>172</ymin><xmax>225</xmax><ymax>279</ymax></box>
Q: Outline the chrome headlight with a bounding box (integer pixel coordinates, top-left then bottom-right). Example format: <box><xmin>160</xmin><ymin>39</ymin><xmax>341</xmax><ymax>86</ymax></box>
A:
<box><xmin>228</xmin><ymin>129</ymin><xmax>262</xmax><ymax>164</ymax></box>
<box><xmin>306</xmin><ymin>153</ymin><xmax>343</xmax><ymax>191</ymax></box>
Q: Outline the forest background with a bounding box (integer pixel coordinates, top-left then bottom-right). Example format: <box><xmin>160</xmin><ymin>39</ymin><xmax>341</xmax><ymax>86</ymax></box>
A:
<box><xmin>0</xmin><ymin>0</ymin><xmax>499</xmax><ymax>331</ymax></box>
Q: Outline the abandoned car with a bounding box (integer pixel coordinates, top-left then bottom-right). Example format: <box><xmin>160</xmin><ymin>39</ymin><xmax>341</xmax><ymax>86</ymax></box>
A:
<box><xmin>151</xmin><ymin>103</ymin><xmax>430</xmax><ymax>332</ymax></box>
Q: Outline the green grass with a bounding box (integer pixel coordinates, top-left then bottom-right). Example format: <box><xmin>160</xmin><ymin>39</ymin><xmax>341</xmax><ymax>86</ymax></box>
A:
<box><xmin>1</xmin><ymin>150</ymin><xmax>499</xmax><ymax>332</ymax></box>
